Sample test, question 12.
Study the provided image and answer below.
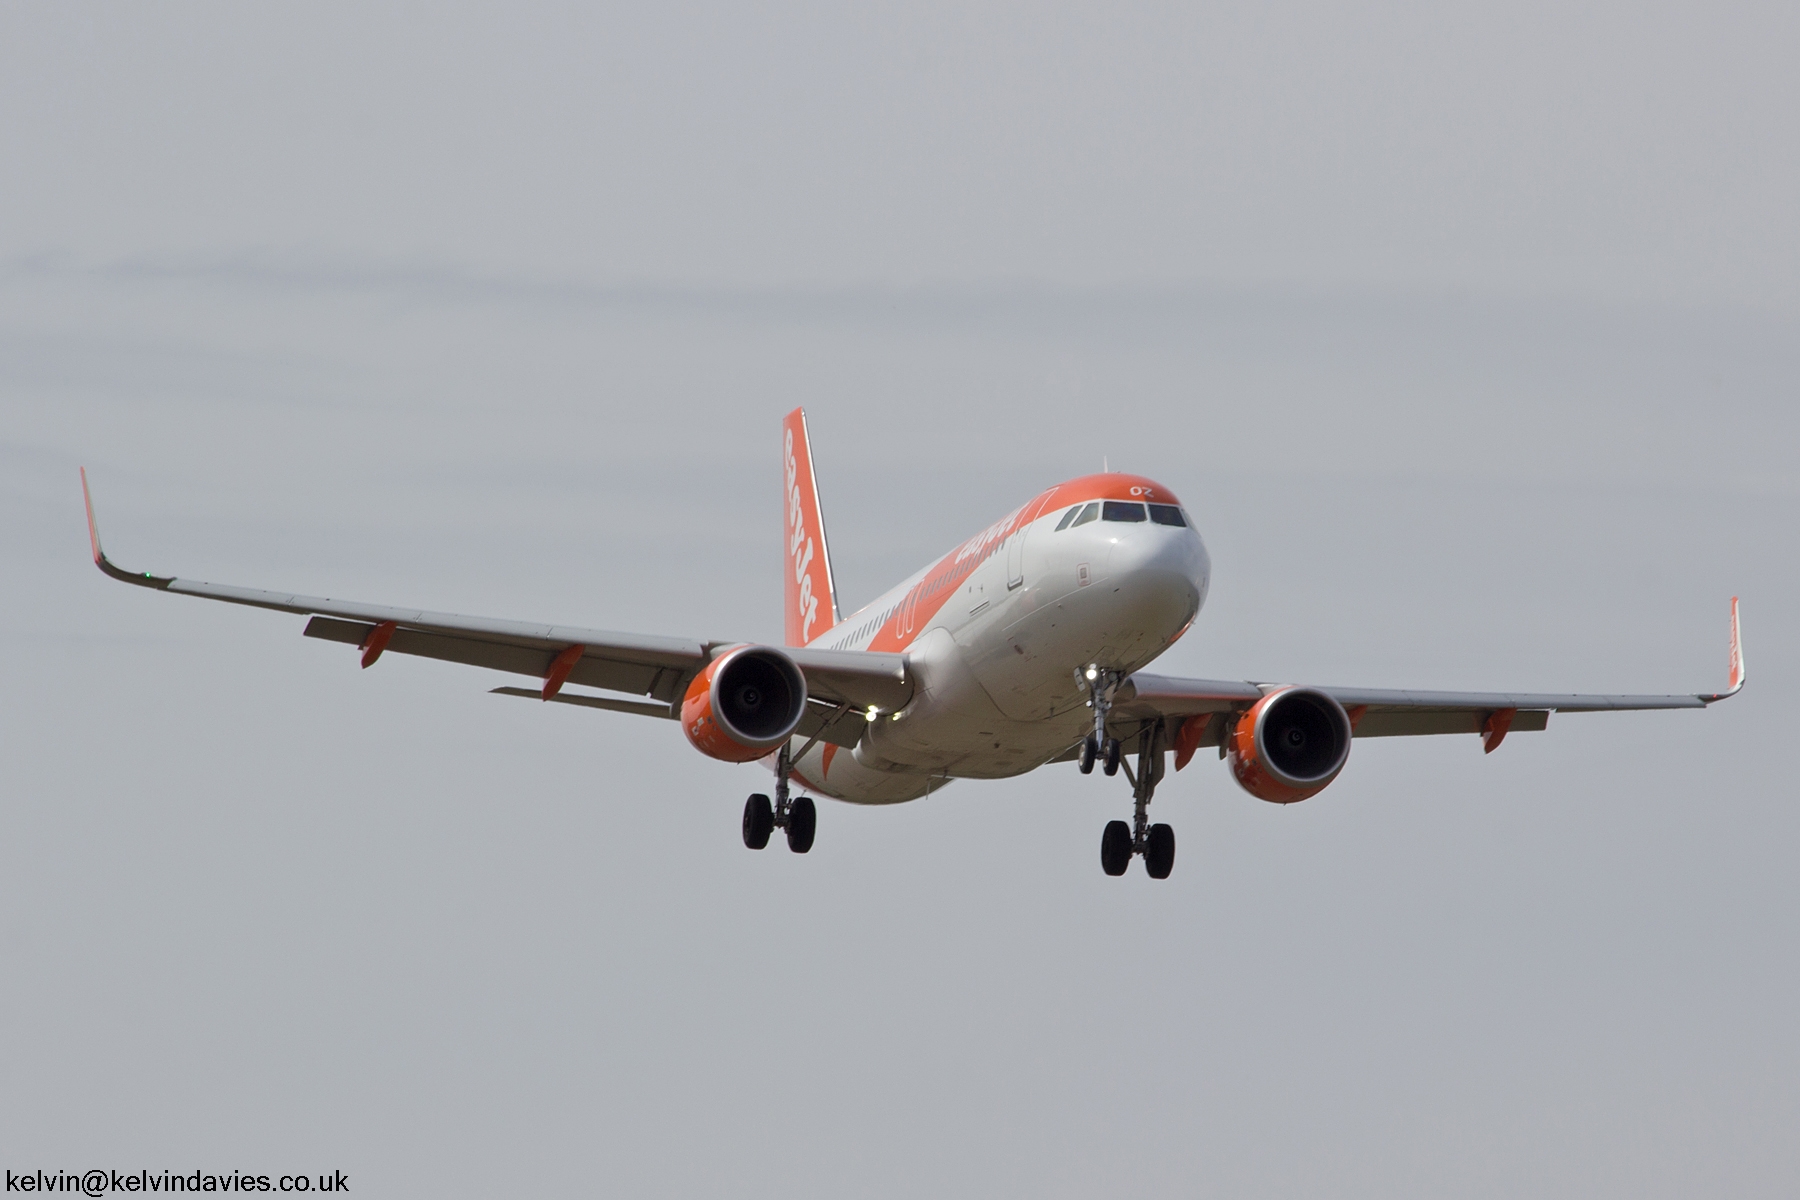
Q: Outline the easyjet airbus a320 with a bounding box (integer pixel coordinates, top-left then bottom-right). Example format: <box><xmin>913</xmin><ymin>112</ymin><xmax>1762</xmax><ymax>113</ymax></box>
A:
<box><xmin>83</xmin><ymin>410</ymin><xmax>1744</xmax><ymax>877</ymax></box>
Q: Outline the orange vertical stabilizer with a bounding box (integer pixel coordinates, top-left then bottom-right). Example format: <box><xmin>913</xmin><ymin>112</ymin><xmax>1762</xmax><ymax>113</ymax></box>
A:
<box><xmin>782</xmin><ymin>408</ymin><xmax>840</xmax><ymax>647</ymax></box>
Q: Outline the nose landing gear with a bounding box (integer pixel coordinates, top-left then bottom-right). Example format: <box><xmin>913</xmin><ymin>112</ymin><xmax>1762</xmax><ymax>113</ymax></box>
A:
<box><xmin>1077</xmin><ymin>666</ymin><xmax>1125</xmax><ymax>776</ymax></box>
<box><xmin>742</xmin><ymin>744</ymin><xmax>816</xmax><ymax>853</ymax></box>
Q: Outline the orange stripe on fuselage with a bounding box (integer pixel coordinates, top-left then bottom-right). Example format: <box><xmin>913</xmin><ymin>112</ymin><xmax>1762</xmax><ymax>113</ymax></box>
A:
<box><xmin>858</xmin><ymin>473</ymin><xmax>1181</xmax><ymax>653</ymax></box>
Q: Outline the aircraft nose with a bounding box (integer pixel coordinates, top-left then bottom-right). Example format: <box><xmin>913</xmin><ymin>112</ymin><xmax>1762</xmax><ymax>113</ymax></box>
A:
<box><xmin>1108</xmin><ymin>525</ymin><xmax>1203</xmax><ymax>581</ymax></box>
<box><xmin>1107</xmin><ymin>526</ymin><xmax>1206</xmax><ymax>616</ymax></box>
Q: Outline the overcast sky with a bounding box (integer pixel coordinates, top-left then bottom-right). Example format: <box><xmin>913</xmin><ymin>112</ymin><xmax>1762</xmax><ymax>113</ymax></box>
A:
<box><xmin>3</xmin><ymin>4</ymin><xmax>1796</xmax><ymax>1198</ymax></box>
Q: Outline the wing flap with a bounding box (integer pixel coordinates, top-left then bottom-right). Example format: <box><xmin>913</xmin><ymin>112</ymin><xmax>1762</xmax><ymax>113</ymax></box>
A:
<box><xmin>786</xmin><ymin>646</ymin><xmax>913</xmax><ymax>711</ymax></box>
<box><xmin>303</xmin><ymin>618</ymin><xmax>913</xmax><ymax>713</ymax></box>
<box><xmin>490</xmin><ymin>687</ymin><xmax>676</xmax><ymax>719</ymax></box>
<box><xmin>303</xmin><ymin>617</ymin><xmax>691</xmax><ymax>700</ymax></box>
<box><xmin>793</xmin><ymin>698</ymin><xmax>870</xmax><ymax>749</ymax></box>
<box><xmin>1318</xmin><ymin>685</ymin><xmax>1705</xmax><ymax>713</ymax></box>
<box><xmin>189</xmin><ymin>581</ymin><xmax>707</xmax><ymax>667</ymax></box>
<box><xmin>1117</xmin><ymin>673</ymin><xmax>1263</xmax><ymax>716</ymax></box>
<box><xmin>1354</xmin><ymin>708</ymin><xmax>1549</xmax><ymax>738</ymax></box>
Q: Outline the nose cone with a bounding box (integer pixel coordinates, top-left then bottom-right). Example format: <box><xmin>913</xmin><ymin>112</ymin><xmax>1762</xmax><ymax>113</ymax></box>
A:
<box><xmin>1106</xmin><ymin>524</ymin><xmax>1209</xmax><ymax>631</ymax></box>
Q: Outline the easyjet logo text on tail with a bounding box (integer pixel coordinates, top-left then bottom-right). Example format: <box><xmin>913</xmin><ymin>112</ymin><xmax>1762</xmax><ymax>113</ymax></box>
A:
<box><xmin>781</xmin><ymin>409</ymin><xmax>839</xmax><ymax>647</ymax></box>
<box><xmin>785</xmin><ymin>429</ymin><xmax>820</xmax><ymax>642</ymax></box>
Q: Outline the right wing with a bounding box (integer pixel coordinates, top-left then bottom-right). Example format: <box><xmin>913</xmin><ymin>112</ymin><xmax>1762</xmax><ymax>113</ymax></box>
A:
<box><xmin>82</xmin><ymin>471</ymin><xmax>910</xmax><ymax>747</ymax></box>
<box><xmin>1102</xmin><ymin>597</ymin><xmax>1744</xmax><ymax>765</ymax></box>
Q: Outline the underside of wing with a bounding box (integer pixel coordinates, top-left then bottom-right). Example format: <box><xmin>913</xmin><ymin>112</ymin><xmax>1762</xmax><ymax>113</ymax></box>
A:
<box><xmin>1117</xmin><ymin>607</ymin><xmax>1740</xmax><ymax>761</ymax></box>
<box><xmin>303</xmin><ymin>616</ymin><xmax>704</xmax><ymax>701</ymax></box>
<box><xmin>1120</xmin><ymin>673</ymin><xmax>1719</xmax><ymax>737</ymax></box>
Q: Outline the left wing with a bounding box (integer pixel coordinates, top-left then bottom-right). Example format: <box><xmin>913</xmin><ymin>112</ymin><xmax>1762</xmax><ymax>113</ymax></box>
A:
<box><xmin>81</xmin><ymin>470</ymin><xmax>910</xmax><ymax>745</ymax></box>
<box><xmin>1105</xmin><ymin>597</ymin><xmax>1744</xmax><ymax>766</ymax></box>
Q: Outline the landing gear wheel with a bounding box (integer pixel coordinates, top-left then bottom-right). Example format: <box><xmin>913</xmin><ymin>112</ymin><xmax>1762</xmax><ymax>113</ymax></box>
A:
<box><xmin>742</xmin><ymin>794</ymin><xmax>774</xmax><ymax>849</ymax></box>
<box><xmin>1078</xmin><ymin>736</ymin><xmax>1098</xmax><ymax>775</ymax></box>
<box><xmin>1144</xmin><ymin>823</ymin><xmax>1175</xmax><ymax>879</ymax></box>
<box><xmin>1100</xmin><ymin>820</ymin><xmax>1132</xmax><ymax>876</ymax></box>
<box><xmin>1101</xmin><ymin>737</ymin><xmax>1123</xmax><ymax>776</ymax></box>
<box><xmin>786</xmin><ymin>796</ymin><xmax>817</xmax><ymax>854</ymax></box>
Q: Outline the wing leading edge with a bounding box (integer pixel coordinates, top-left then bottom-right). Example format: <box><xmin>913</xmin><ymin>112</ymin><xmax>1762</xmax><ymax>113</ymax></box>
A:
<box><xmin>80</xmin><ymin>470</ymin><xmax>912</xmax><ymax>736</ymax></box>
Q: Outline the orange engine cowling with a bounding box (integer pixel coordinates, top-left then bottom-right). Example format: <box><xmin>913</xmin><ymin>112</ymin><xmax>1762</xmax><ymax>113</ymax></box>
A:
<box><xmin>1227</xmin><ymin>686</ymin><xmax>1354</xmax><ymax>804</ymax></box>
<box><xmin>681</xmin><ymin>645</ymin><xmax>809</xmax><ymax>763</ymax></box>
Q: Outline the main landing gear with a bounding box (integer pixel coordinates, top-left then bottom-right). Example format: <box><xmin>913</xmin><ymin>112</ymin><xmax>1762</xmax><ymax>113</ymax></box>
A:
<box><xmin>1099</xmin><ymin>723</ymin><xmax>1175</xmax><ymax>879</ymax></box>
<box><xmin>743</xmin><ymin>744</ymin><xmax>815</xmax><ymax>854</ymax></box>
<box><xmin>1080</xmin><ymin>670</ymin><xmax>1176</xmax><ymax>880</ymax></box>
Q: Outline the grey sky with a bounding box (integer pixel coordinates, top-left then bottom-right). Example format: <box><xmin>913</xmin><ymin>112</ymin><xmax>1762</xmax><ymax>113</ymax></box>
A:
<box><xmin>2</xmin><ymin>4</ymin><xmax>1796</xmax><ymax>1198</ymax></box>
<box><xmin>5</xmin><ymin>2</ymin><xmax>1798</xmax><ymax>309</ymax></box>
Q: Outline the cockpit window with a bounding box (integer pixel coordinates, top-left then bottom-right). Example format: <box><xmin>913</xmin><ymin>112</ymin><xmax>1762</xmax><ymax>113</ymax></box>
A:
<box><xmin>1147</xmin><ymin>503</ymin><xmax>1186</xmax><ymax>527</ymax></box>
<box><xmin>1054</xmin><ymin>505</ymin><xmax>1082</xmax><ymax>531</ymax></box>
<box><xmin>1102</xmin><ymin>501</ymin><xmax>1147</xmax><ymax>523</ymax></box>
<box><xmin>1070</xmin><ymin>502</ymin><xmax>1100</xmax><ymax>528</ymax></box>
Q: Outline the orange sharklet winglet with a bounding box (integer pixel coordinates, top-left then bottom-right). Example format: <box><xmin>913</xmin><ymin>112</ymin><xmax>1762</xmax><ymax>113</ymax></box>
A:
<box><xmin>1726</xmin><ymin>596</ymin><xmax>1745</xmax><ymax>693</ymax></box>
<box><xmin>78</xmin><ymin>468</ymin><xmax>174</xmax><ymax>589</ymax></box>
<box><xmin>1699</xmin><ymin>596</ymin><xmax>1747</xmax><ymax>703</ymax></box>
<box><xmin>80</xmin><ymin>467</ymin><xmax>104</xmax><ymax>565</ymax></box>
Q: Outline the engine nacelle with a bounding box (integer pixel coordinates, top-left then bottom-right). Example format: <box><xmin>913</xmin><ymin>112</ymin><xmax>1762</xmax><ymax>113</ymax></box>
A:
<box><xmin>681</xmin><ymin>645</ymin><xmax>809</xmax><ymax>763</ymax></box>
<box><xmin>1227</xmin><ymin>686</ymin><xmax>1353</xmax><ymax>804</ymax></box>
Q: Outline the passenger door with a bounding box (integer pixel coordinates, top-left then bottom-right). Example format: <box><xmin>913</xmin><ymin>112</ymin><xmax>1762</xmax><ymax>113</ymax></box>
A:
<box><xmin>1006</xmin><ymin>491</ymin><xmax>1056</xmax><ymax>590</ymax></box>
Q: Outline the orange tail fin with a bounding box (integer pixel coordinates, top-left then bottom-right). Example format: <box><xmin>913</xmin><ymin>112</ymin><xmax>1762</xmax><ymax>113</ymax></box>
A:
<box><xmin>782</xmin><ymin>408</ymin><xmax>840</xmax><ymax>647</ymax></box>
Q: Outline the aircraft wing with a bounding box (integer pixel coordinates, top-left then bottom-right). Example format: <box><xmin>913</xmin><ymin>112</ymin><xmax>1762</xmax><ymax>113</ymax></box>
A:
<box><xmin>82</xmin><ymin>472</ymin><xmax>910</xmax><ymax>745</ymax></box>
<box><xmin>1106</xmin><ymin>597</ymin><xmax>1744</xmax><ymax>765</ymax></box>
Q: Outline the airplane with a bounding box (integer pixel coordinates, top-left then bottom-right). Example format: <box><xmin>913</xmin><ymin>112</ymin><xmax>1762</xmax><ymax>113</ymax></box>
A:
<box><xmin>81</xmin><ymin>408</ymin><xmax>1745</xmax><ymax>878</ymax></box>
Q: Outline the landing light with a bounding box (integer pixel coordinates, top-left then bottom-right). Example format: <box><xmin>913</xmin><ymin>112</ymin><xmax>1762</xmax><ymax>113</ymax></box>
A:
<box><xmin>865</xmin><ymin>706</ymin><xmax>880</xmax><ymax>723</ymax></box>
<box><xmin>1085</xmin><ymin>666</ymin><xmax>1098</xmax><ymax>681</ymax></box>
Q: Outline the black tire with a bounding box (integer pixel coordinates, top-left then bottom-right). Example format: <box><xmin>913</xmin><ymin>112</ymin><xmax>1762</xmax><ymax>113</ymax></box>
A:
<box><xmin>742</xmin><ymin>793</ymin><xmax>774</xmax><ymax>850</ymax></box>
<box><xmin>1144</xmin><ymin>823</ymin><xmax>1175</xmax><ymax>879</ymax></box>
<box><xmin>1102</xmin><ymin>737</ymin><xmax>1123</xmax><ymax>776</ymax></box>
<box><xmin>1078</xmin><ymin>735</ymin><xmax>1098</xmax><ymax>775</ymax></box>
<box><xmin>1100</xmin><ymin>820</ymin><xmax>1132</xmax><ymax>876</ymax></box>
<box><xmin>786</xmin><ymin>795</ymin><xmax>817</xmax><ymax>854</ymax></box>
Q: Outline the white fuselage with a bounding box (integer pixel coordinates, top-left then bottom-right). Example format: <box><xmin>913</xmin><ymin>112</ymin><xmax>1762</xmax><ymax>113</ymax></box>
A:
<box><xmin>790</xmin><ymin>486</ymin><xmax>1211</xmax><ymax>803</ymax></box>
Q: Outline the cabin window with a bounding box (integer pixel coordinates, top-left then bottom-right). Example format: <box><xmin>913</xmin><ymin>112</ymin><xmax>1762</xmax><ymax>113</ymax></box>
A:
<box><xmin>1054</xmin><ymin>505</ymin><xmax>1082</xmax><ymax>531</ymax></box>
<box><xmin>1102</xmin><ymin>501</ymin><xmax>1146</xmax><ymax>523</ymax></box>
<box><xmin>1147</xmin><ymin>503</ymin><xmax>1186</xmax><ymax>527</ymax></box>
<box><xmin>1070</xmin><ymin>502</ymin><xmax>1100</xmax><ymax>528</ymax></box>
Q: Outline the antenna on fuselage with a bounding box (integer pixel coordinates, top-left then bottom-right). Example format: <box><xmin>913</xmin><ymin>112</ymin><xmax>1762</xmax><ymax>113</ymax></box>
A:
<box><xmin>1103</xmin><ymin>455</ymin><xmax>1109</xmax><ymax>473</ymax></box>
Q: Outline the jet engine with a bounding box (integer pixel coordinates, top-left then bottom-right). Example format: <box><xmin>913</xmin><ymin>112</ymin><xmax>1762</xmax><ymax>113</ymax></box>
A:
<box><xmin>681</xmin><ymin>645</ymin><xmax>809</xmax><ymax>763</ymax></box>
<box><xmin>1226</xmin><ymin>686</ymin><xmax>1353</xmax><ymax>804</ymax></box>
